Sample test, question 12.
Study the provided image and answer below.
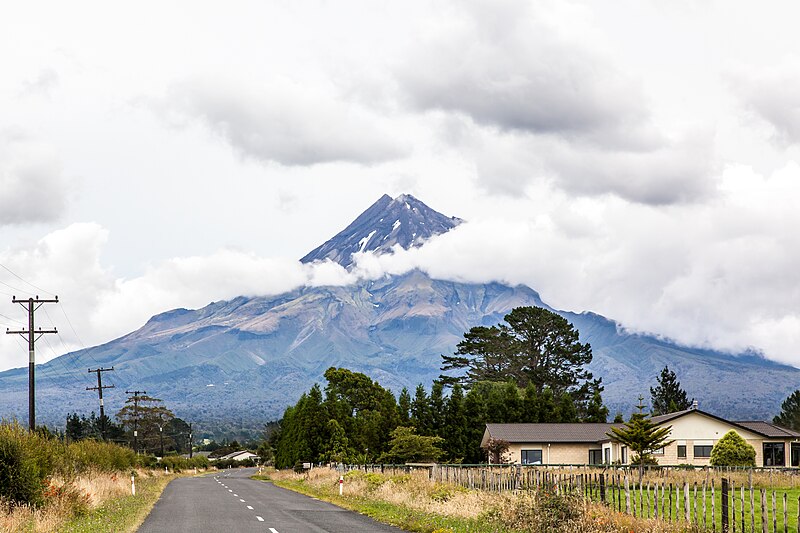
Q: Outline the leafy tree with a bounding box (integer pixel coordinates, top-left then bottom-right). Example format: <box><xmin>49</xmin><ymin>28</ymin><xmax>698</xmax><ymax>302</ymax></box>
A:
<box><xmin>710</xmin><ymin>430</ymin><xmax>756</xmax><ymax>467</ymax></box>
<box><xmin>441</xmin><ymin>306</ymin><xmax>596</xmax><ymax>401</ymax></box>
<box><xmin>324</xmin><ymin>419</ymin><xmax>351</xmax><ymax>463</ymax></box>
<box><xmin>116</xmin><ymin>395</ymin><xmax>174</xmax><ymax>454</ymax></box>
<box><xmin>323</xmin><ymin>367</ymin><xmax>398</xmax><ymax>456</ymax></box>
<box><xmin>379</xmin><ymin>426</ymin><xmax>443</xmax><ymax>464</ymax></box>
<box><xmin>650</xmin><ymin>366</ymin><xmax>693</xmax><ymax>416</ymax></box>
<box><xmin>481</xmin><ymin>437</ymin><xmax>510</xmax><ymax>464</ymax></box>
<box><xmin>774</xmin><ymin>390</ymin><xmax>800</xmax><ymax>431</ymax></box>
<box><xmin>607</xmin><ymin>402</ymin><xmax>673</xmax><ymax>482</ymax></box>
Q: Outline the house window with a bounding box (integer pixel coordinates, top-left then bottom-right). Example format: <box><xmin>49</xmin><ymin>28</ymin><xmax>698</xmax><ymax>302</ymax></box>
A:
<box><xmin>521</xmin><ymin>450</ymin><xmax>543</xmax><ymax>465</ymax></box>
<box><xmin>764</xmin><ymin>443</ymin><xmax>785</xmax><ymax>467</ymax></box>
<box><xmin>792</xmin><ymin>443</ymin><xmax>800</xmax><ymax>467</ymax></box>
<box><xmin>677</xmin><ymin>445</ymin><xmax>687</xmax><ymax>459</ymax></box>
<box><xmin>693</xmin><ymin>445</ymin><xmax>713</xmax><ymax>458</ymax></box>
<box><xmin>621</xmin><ymin>446</ymin><xmax>627</xmax><ymax>464</ymax></box>
<box><xmin>604</xmin><ymin>448</ymin><xmax>611</xmax><ymax>464</ymax></box>
<box><xmin>589</xmin><ymin>449</ymin><xmax>603</xmax><ymax>465</ymax></box>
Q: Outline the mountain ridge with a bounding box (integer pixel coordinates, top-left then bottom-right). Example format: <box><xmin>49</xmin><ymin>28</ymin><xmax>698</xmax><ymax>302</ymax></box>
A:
<box><xmin>0</xmin><ymin>193</ymin><xmax>797</xmax><ymax>439</ymax></box>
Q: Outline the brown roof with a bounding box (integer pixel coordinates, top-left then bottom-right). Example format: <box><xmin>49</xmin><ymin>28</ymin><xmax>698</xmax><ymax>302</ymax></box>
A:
<box><xmin>485</xmin><ymin>423</ymin><xmax>623</xmax><ymax>443</ymax></box>
<box><xmin>732</xmin><ymin>421</ymin><xmax>800</xmax><ymax>439</ymax></box>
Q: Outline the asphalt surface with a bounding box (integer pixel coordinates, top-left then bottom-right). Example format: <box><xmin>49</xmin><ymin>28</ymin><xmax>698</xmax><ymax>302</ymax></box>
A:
<box><xmin>137</xmin><ymin>467</ymin><xmax>408</xmax><ymax>533</ymax></box>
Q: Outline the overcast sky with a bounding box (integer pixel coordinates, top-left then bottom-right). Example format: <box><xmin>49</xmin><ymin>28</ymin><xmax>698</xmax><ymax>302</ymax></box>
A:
<box><xmin>2</xmin><ymin>0</ymin><xmax>800</xmax><ymax>374</ymax></box>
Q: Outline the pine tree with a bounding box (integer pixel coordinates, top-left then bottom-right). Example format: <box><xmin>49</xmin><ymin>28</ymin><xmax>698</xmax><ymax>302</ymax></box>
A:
<box><xmin>410</xmin><ymin>384</ymin><xmax>432</xmax><ymax>435</ymax></box>
<box><xmin>443</xmin><ymin>384</ymin><xmax>468</xmax><ymax>462</ymax></box>
<box><xmin>774</xmin><ymin>390</ymin><xmax>800</xmax><ymax>431</ymax></box>
<box><xmin>650</xmin><ymin>366</ymin><xmax>692</xmax><ymax>415</ymax></box>
<box><xmin>440</xmin><ymin>306</ymin><xmax>596</xmax><ymax>401</ymax></box>
<box><xmin>429</xmin><ymin>382</ymin><xmax>446</xmax><ymax>434</ymax></box>
<box><xmin>585</xmin><ymin>390</ymin><xmax>609</xmax><ymax>423</ymax></box>
<box><xmin>397</xmin><ymin>387</ymin><xmax>412</xmax><ymax>426</ymax></box>
<box><xmin>607</xmin><ymin>398</ymin><xmax>674</xmax><ymax>482</ymax></box>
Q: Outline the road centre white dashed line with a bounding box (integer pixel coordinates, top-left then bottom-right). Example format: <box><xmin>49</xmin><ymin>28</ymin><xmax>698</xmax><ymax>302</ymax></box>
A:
<box><xmin>256</xmin><ymin>515</ymin><xmax>264</xmax><ymax>521</ymax></box>
<box><xmin>239</xmin><ymin>499</ymin><xmax>245</xmax><ymax>502</ymax></box>
<box><xmin>246</xmin><ymin>505</ymin><xmax>253</xmax><ymax>510</ymax></box>
<box><xmin>269</xmin><ymin>528</ymin><xmax>279</xmax><ymax>533</ymax></box>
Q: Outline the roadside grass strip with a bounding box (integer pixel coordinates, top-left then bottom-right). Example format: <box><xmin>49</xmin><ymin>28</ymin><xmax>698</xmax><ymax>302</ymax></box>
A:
<box><xmin>60</xmin><ymin>474</ymin><xmax>175</xmax><ymax>533</ymax></box>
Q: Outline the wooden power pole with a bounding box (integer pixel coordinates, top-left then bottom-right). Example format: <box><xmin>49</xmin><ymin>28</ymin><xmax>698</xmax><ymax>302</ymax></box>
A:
<box><xmin>87</xmin><ymin>367</ymin><xmax>115</xmax><ymax>439</ymax></box>
<box><xmin>6</xmin><ymin>295</ymin><xmax>58</xmax><ymax>430</ymax></box>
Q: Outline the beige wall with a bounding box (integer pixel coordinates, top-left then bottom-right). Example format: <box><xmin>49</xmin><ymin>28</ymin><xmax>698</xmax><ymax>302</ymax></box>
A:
<box><xmin>507</xmin><ymin>443</ymin><xmax>598</xmax><ymax>465</ymax></box>
<box><xmin>499</xmin><ymin>412</ymin><xmax>800</xmax><ymax>467</ymax></box>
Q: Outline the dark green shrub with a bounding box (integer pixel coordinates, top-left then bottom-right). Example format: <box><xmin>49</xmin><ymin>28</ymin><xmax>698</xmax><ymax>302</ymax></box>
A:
<box><xmin>711</xmin><ymin>430</ymin><xmax>756</xmax><ymax>467</ymax></box>
<box><xmin>0</xmin><ymin>422</ymin><xmax>50</xmax><ymax>506</ymax></box>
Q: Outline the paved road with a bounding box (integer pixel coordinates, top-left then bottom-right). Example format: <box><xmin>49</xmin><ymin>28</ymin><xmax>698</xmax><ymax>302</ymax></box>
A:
<box><xmin>137</xmin><ymin>467</ymin><xmax>407</xmax><ymax>532</ymax></box>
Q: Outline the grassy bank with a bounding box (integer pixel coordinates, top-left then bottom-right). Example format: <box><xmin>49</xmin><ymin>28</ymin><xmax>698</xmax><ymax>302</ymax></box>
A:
<box><xmin>59</xmin><ymin>471</ymin><xmax>176</xmax><ymax>533</ymax></box>
<box><xmin>1</xmin><ymin>469</ymin><xmax>179</xmax><ymax>533</ymax></box>
<box><xmin>0</xmin><ymin>421</ymin><xmax>208</xmax><ymax>532</ymax></box>
<box><xmin>263</xmin><ymin>467</ymin><xmax>699</xmax><ymax>533</ymax></box>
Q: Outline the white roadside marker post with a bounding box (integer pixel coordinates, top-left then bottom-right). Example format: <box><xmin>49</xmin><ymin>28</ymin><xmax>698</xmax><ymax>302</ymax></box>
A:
<box><xmin>339</xmin><ymin>475</ymin><xmax>344</xmax><ymax>496</ymax></box>
<box><xmin>131</xmin><ymin>472</ymin><xmax>136</xmax><ymax>496</ymax></box>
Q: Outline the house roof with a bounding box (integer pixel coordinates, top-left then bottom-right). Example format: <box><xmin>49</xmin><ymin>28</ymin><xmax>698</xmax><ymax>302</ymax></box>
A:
<box><xmin>485</xmin><ymin>423</ymin><xmax>623</xmax><ymax>443</ymax></box>
<box><xmin>218</xmin><ymin>450</ymin><xmax>258</xmax><ymax>460</ymax></box>
<box><xmin>651</xmin><ymin>408</ymin><xmax>800</xmax><ymax>439</ymax></box>
<box><xmin>733</xmin><ymin>421</ymin><xmax>800</xmax><ymax>439</ymax></box>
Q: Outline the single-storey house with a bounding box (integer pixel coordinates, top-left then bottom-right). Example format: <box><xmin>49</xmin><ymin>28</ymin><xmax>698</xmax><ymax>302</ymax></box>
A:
<box><xmin>481</xmin><ymin>406</ymin><xmax>800</xmax><ymax>468</ymax></box>
<box><xmin>216</xmin><ymin>450</ymin><xmax>259</xmax><ymax>462</ymax></box>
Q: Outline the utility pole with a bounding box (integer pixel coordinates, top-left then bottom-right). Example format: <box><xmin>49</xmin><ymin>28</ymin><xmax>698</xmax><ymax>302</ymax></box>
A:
<box><xmin>6</xmin><ymin>295</ymin><xmax>59</xmax><ymax>430</ymax></box>
<box><xmin>87</xmin><ymin>367</ymin><xmax>115</xmax><ymax>439</ymax></box>
<box><xmin>125</xmin><ymin>390</ymin><xmax>146</xmax><ymax>454</ymax></box>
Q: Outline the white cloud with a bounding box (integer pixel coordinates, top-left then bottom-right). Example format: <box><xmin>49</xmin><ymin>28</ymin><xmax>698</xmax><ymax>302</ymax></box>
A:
<box><xmin>350</xmin><ymin>161</ymin><xmax>800</xmax><ymax>366</ymax></box>
<box><xmin>156</xmin><ymin>77</ymin><xmax>408</xmax><ymax>166</ymax></box>
<box><xmin>732</xmin><ymin>62</ymin><xmax>800</xmax><ymax>146</ymax></box>
<box><xmin>0</xmin><ymin>224</ymin><xmax>356</xmax><ymax>371</ymax></box>
<box><xmin>0</xmin><ymin>133</ymin><xmax>68</xmax><ymax>226</ymax></box>
<box><xmin>392</xmin><ymin>0</ymin><xmax>715</xmax><ymax>205</ymax></box>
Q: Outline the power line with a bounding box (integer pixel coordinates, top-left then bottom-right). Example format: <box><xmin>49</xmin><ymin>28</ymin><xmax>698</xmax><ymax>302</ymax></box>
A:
<box><xmin>0</xmin><ymin>262</ymin><xmax>57</xmax><ymax>297</ymax></box>
<box><xmin>0</xmin><ymin>279</ymin><xmax>35</xmax><ymax>296</ymax></box>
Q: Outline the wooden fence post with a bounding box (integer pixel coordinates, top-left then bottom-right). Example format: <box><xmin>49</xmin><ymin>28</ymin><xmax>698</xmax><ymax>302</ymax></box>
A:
<box><xmin>599</xmin><ymin>473</ymin><xmax>606</xmax><ymax>504</ymax></box>
<box><xmin>783</xmin><ymin>492</ymin><xmax>787</xmax><ymax>533</ymax></box>
<box><xmin>722</xmin><ymin>477</ymin><xmax>729</xmax><ymax>533</ymax></box>
<box><xmin>762</xmin><ymin>489</ymin><xmax>768</xmax><ymax>533</ymax></box>
<box><xmin>685</xmin><ymin>482</ymin><xmax>690</xmax><ymax>523</ymax></box>
<box><xmin>773</xmin><ymin>491</ymin><xmax>777</xmax><ymax>533</ymax></box>
<box><xmin>625</xmin><ymin>475</ymin><xmax>631</xmax><ymax>515</ymax></box>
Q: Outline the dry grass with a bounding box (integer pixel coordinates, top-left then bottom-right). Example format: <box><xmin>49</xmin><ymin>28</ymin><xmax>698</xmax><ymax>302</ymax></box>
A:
<box><xmin>0</xmin><ymin>468</ymin><xmax>170</xmax><ymax>533</ymax></box>
<box><xmin>270</xmin><ymin>467</ymin><xmax>701</xmax><ymax>532</ymax></box>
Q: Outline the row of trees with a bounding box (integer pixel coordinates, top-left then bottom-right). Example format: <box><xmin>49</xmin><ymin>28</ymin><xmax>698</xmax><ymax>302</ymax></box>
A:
<box><xmin>272</xmin><ymin>306</ymin><xmax>611</xmax><ymax>467</ymax></box>
<box><xmin>66</xmin><ymin>393</ymin><xmax>193</xmax><ymax>456</ymax></box>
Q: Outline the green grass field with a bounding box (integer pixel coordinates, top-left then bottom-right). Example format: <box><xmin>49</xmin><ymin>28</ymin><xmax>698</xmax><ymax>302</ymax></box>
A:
<box><xmin>586</xmin><ymin>481</ymin><xmax>800</xmax><ymax>532</ymax></box>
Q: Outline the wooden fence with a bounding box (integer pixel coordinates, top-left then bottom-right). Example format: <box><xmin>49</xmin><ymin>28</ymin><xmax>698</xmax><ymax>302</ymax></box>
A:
<box><xmin>341</xmin><ymin>464</ymin><xmax>800</xmax><ymax>532</ymax></box>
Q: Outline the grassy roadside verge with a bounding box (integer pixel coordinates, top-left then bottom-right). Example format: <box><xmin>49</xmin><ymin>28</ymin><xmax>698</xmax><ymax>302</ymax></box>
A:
<box><xmin>59</xmin><ymin>473</ymin><xmax>176</xmax><ymax>533</ymax></box>
<box><xmin>258</xmin><ymin>468</ymin><xmax>699</xmax><ymax>533</ymax></box>
<box><xmin>271</xmin><ymin>476</ymin><xmax>496</xmax><ymax>532</ymax></box>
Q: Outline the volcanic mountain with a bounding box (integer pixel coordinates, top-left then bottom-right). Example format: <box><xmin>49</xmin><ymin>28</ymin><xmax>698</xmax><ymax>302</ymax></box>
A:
<box><xmin>0</xmin><ymin>194</ymin><xmax>797</xmax><ymax>439</ymax></box>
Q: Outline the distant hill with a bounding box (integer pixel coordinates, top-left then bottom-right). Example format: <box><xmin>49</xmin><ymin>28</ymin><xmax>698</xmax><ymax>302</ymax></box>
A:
<box><xmin>0</xmin><ymin>194</ymin><xmax>797</xmax><ymax>438</ymax></box>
